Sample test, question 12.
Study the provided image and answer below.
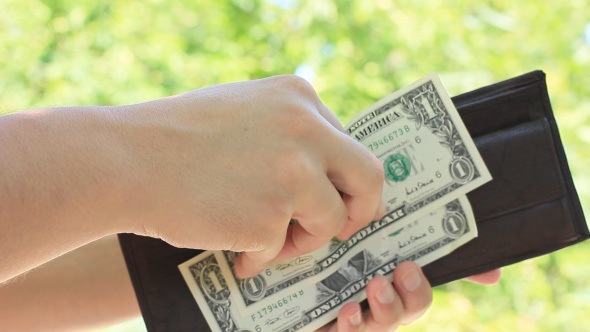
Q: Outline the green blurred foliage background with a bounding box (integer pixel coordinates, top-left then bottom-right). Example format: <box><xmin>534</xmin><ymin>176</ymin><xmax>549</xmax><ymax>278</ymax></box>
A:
<box><xmin>1</xmin><ymin>0</ymin><xmax>589</xmax><ymax>331</ymax></box>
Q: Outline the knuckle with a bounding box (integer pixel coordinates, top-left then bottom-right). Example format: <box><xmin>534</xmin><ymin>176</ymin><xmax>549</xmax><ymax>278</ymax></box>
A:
<box><xmin>275</xmin><ymin>150</ymin><xmax>316</xmax><ymax>188</ymax></box>
<box><xmin>284</xmin><ymin>106</ymin><xmax>317</xmax><ymax>138</ymax></box>
<box><xmin>277</xmin><ymin>74</ymin><xmax>316</xmax><ymax>96</ymax></box>
<box><xmin>265</xmin><ymin>77</ymin><xmax>327</xmax><ymax>141</ymax></box>
<box><xmin>316</xmin><ymin>208</ymin><xmax>348</xmax><ymax>237</ymax></box>
<box><xmin>267</xmin><ymin>101</ymin><xmax>319</xmax><ymax>142</ymax></box>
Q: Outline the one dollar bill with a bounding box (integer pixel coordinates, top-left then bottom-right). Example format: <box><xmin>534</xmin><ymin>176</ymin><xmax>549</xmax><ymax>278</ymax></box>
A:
<box><xmin>344</xmin><ymin>72</ymin><xmax>491</xmax><ymax>226</ymax></box>
<box><xmin>179</xmin><ymin>197</ymin><xmax>477</xmax><ymax>332</ymax></box>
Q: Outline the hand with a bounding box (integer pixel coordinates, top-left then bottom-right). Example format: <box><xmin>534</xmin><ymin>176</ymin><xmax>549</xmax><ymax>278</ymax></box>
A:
<box><xmin>316</xmin><ymin>263</ymin><xmax>501</xmax><ymax>332</ymax></box>
<box><xmin>115</xmin><ymin>75</ymin><xmax>385</xmax><ymax>278</ymax></box>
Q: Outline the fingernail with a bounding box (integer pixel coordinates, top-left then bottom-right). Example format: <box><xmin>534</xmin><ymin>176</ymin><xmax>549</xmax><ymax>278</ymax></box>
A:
<box><xmin>349</xmin><ymin>308</ymin><xmax>362</xmax><ymax>327</ymax></box>
<box><xmin>376</xmin><ymin>280</ymin><xmax>396</xmax><ymax>304</ymax></box>
<box><xmin>401</xmin><ymin>268</ymin><xmax>422</xmax><ymax>291</ymax></box>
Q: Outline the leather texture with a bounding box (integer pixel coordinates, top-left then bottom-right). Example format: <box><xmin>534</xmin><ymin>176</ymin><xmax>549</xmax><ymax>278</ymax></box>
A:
<box><xmin>422</xmin><ymin>70</ymin><xmax>588</xmax><ymax>286</ymax></box>
<box><xmin>118</xmin><ymin>70</ymin><xmax>588</xmax><ymax>331</ymax></box>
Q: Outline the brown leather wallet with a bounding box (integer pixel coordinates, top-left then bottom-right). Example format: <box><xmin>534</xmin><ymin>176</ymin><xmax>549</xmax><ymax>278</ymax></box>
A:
<box><xmin>118</xmin><ymin>70</ymin><xmax>588</xmax><ymax>331</ymax></box>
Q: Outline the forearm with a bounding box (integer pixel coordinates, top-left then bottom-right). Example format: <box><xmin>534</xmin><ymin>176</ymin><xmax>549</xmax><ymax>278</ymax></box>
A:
<box><xmin>0</xmin><ymin>235</ymin><xmax>141</xmax><ymax>332</ymax></box>
<box><xmin>0</xmin><ymin>107</ymin><xmax>131</xmax><ymax>283</ymax></box>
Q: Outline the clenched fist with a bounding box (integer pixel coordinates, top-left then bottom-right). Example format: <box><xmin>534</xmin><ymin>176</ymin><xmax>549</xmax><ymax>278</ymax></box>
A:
<box><xmin>111</xmin><ymin>75</ymin><xmax>386</xmax><ymax>277</ymax></box>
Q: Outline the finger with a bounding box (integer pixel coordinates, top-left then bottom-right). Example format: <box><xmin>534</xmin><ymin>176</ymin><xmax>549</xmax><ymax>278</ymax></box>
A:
<box><xmin>275</xmin><ymin>175</ymin><xmax>348</xmax><ymax>260</ymax></box>
<box><xmin>363</xmin><ymin>276</ymin><xmax>403</xmax><ymax>330</ymax></box>
<box><xmin>233</xmin><ymin>235</ymin><xmax>286</xmax><ymax>279</ymax></box>
<box><xmin>392</xmin><ymin>261</ymin><xmax>432</xmax><ymax>325</ymax></box>
<box><xmin>336</xmin><ymin>194</ymin><xmax>386</xmax><ymax>241</ymax></box>
<box><xmin>324</xmin><ymin>135</ymin><xmax>384</xmax><ymax>240</ymax></box>
<box><xmin>373</xmin><ymin>200</ymin><xmax>387</xmax><ymax>220</ymax></box>
<box><xmin>463</xmin><ymin>268</ymin><xmax>502</xmax><ymax>285</ymax></box>
<box><xmin>313</xmin><ymin>101</ymin><xmax>385</xmax><ymax>240</ymax></box>
<box><xmin>335</xmin><ymin>301</ymin><xmax>365</xmax><ymax>332</ymax></box>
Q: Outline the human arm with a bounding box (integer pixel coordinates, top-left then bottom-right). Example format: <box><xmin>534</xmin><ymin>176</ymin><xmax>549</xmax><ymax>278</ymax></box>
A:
<box><xmin>0</xmin><ymin>235</ymin><xmax>140</xmax><ymax>332</ymax></box>
<box><xmin>0</xmin><ymin>75</ymin><xmax>385</xmax><ymax>283</ymax></box>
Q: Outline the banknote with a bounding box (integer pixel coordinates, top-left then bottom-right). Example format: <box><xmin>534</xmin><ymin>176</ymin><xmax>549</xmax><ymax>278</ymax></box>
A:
<box><xmin>217</xmin><ymin>196</ymin><xmax>475</xmax><ymax>317</ymax></box>
<box><xmin>179</xmin><ymin>197</ymin><xmax>476</xmax><ymax>332</ymax></box>
<box><xmin>345</xmin><ymin>73</ymin><xmax>491</xmax><ymax>226</ymax></box>
<box><xmin>211</xmin><ymin>73</ymin><xmax>492</xmax><ymax>315</ymax></box>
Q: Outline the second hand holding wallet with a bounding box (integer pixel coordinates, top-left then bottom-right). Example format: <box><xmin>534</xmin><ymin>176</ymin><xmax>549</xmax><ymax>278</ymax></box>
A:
<box><xmin>118</xmin><ymin>70</ymin><xmax>588</xmax><ymax>331</ymax></box>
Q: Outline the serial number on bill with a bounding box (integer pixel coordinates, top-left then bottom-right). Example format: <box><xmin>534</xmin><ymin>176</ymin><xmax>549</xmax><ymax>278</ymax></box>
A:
<box><xmin>250</xmin><ymin>290</ymin><xmax>305</xmax><ymax>322</ymax></box>
<box><xmin>368</xmin><ymin>125</ymin><xmax>411</xmax><ymax>151</ymax></box>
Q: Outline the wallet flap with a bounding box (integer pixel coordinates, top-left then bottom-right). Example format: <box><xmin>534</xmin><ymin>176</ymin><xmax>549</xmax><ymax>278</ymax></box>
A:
<box><xmin>469</xmin><ymin>118</ymin><xmax>564</xmax><ymax>221</ymax></box>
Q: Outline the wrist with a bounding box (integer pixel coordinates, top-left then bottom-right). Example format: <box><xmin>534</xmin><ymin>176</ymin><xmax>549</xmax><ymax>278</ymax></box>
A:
<box><xmin>106</xmin><ymin>94</ymin><xmax>210</xmax><ymax>238</ymax></box>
